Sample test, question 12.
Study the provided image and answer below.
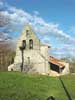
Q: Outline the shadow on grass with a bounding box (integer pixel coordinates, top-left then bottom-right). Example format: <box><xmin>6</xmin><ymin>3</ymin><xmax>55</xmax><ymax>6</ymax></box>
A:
<box><xmin>47</xmin><ymin>96</ymin><xmax>55</xmax><ymax>100</ymax></box>
<box><xmin>59</xmin><ymin>77</ymin><xmax>72</xmax><ymax>100</ymax></box>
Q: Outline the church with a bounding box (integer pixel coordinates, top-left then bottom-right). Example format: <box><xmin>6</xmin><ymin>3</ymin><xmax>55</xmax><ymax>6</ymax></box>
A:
<box><xmin>8</xmin><ymin>24</ymin><xmax>70</xmax><ymax>76</ymax></box>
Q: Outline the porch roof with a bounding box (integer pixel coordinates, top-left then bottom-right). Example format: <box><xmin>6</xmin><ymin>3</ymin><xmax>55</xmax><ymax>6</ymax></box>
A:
<box><xmin>49</xmin><ymin>56</ymin><xmax>65</xmax><ymax>68</ymax></box>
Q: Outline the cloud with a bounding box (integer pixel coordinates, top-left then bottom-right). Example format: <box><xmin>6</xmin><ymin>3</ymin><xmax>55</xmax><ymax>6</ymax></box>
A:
<box><xmin>0</xmin><ymin>1</ymin><xmax>75</xmax><ymax>58</ymax></box>
<box><xmin>0</xmin><ymin>11</ymin><xmax>10</xmax><ymax>27</ymax></box>
<box><xmin>0</xmin><ymin>32</ymin><xmax>12</xmax><ymax>42</ymax></box>
<box><xmin>50</xmin><ymin>43</ymin><xmax>75</xmax><ymax>59</ymax></box>
<box><xmin>0</xmin><ymin>1</ymin><xmax>74</xmax><ymax>42</ymax></box>
<box><xmin>0</xmin><ymin>1</ymin><xmax>4</xmax><ymax>6</ymax></box>
<box><xmin>33</xmin><ymin>11</ymin><xmax>39</xmax><ymax>16</ymax></box>
<box><xmin>69</xmin><ymin>26</ymin><xmax>75</xmax><ymax>37</ymax></box>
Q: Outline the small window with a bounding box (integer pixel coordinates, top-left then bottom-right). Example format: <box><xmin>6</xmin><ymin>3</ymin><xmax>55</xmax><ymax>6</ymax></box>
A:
<box><xmin>26</xmin><ymin>30</ymin><xmax>29</xmax><ymax>36</ymax></box>
<box><xmin>29</xmin><ymin>39</ymin><xmax>33</xmax><ymax>49</ymax></box>
<box><xmin>22</xmin><ymin>40</ymin><xmax>26</xmax><ymax>49</ymax></box>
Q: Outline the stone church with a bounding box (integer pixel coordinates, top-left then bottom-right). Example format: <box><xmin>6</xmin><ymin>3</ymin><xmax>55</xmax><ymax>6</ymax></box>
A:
<box><xmin>8</xmin><ymin>24</ymin><xmax>70</xmax><ymax>75</ymax></box>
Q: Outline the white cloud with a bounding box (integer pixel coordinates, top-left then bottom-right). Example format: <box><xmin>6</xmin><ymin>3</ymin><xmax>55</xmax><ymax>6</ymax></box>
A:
<box><xmin>0</xmin><ymin>1</ymin><xmax>4</xmax><ymax>6</ymax></box>
<box><xmin>33</xmin><ymin>11</ymin><xmax>39</xmax><ymax>16</ymax></box>
<box><xmin>51</xmin><ymin>43</ymin><xmax>75</xmax><ymax>59</ymax></box>
<box><xmin>0</xmin><ymin>32</ymin><xmax>12</xmax><ymax>42</ymax></box>
<box><xmin>69</xmin><ymin>26</ymin><xmax>75</xmax><ymax>37</ymax></box>
<box><xmin>0</xmin><ymin>1</ymin><xmax>75</xmax><ymax>58</ymax></box>
<box><xmin>1</xmin><ymin>2</ymin><xmax>74</xmax><ymax>43</ymax></box>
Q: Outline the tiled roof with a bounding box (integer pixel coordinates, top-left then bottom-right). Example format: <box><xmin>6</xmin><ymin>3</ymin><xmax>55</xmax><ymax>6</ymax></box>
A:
<box><xmin>49</xmin><ymin>56</ymin><xmax>65</xmax><ymax>68</ymax></box>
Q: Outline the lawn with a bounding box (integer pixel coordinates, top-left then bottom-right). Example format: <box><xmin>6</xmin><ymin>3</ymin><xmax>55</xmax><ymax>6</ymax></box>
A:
<box><xmin>0</xmin><ymin>72</ymin><xmax>75</xmax><ymax>100</ymax></box>
<box><xmin>61</xmin><ymin>75</ymin><xmax>75</xmax><ymax>100</ymax></box>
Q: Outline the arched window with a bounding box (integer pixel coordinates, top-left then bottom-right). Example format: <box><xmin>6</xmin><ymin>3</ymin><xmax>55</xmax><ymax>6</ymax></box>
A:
<box><xmin>26</xmin><ymin>30</ymin><xmax>29</xmax><ymax>36</ymax></box>
<box><xmin>29</xmin><ymin>39</ymin><xmax>33</xmax><ymax>49</ymax></box>
<box><xmin>22</xmin><ymin>40</ymin><xmax>26</xmax><ymax>49</ymax></box>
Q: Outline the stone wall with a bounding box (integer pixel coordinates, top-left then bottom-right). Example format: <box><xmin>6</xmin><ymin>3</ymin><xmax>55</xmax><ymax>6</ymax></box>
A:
<box><xmin>13</xmin><ymin>24</ymin><xmax>49</xmax><ymax>74</ymax></box>
<box><xmin>59</xmin><ymin>61</ymin><xmax>70</xmax><ymax>75</ymax></box>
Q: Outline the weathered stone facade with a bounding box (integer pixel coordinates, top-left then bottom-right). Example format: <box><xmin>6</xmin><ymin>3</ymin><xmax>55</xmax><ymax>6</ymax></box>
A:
<box><xmin>8</xmin><ymin>24</ymin><xmax>50</xmax><ymax>74</ymax></box>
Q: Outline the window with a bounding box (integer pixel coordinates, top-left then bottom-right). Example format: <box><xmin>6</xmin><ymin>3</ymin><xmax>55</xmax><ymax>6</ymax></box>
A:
<box><xmin>29</xmin><ymin>39</ymin><xmax>33</xmax><ymax>49</ymax></box>
<box><xmin>26</xmin><ymin>30</ymin><xmax>29</xmax><ymax>36</ymax></box>
<box><xmin>22</xmin><ymin>40</ymin><xmax>26</xmax><ymax>49</ymax></box>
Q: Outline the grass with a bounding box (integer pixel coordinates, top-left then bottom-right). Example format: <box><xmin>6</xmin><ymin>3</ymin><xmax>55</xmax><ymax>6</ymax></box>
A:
<box><xmin>0</xmin><ymin>72</ymin><xmax>75</xmax><ymax>100</ymax></box>
<box><xmin>61</xmin><ymin>75</ymin><xmax>75</xmax><ymax>100</ymax></box>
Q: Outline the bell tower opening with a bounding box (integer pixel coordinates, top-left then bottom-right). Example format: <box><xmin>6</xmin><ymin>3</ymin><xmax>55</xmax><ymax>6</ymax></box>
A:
<box><xmin>29</xmin><ymin>39</ymin><xmax>33</xmax><ymax>49</ymax></box>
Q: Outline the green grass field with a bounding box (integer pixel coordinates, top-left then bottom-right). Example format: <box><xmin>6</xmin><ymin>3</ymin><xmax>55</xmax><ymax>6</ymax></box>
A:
<box><xmin>0</xmin><ymin>72</ymin><xmax>75</xmax><ymax>100</ymax></box>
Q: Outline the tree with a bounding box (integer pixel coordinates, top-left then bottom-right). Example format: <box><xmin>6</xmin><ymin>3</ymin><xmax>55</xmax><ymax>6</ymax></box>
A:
<box><xmin>0</xmin><ymin>43</ymin><xmax>15</xmax><ymax>71</ymax></box>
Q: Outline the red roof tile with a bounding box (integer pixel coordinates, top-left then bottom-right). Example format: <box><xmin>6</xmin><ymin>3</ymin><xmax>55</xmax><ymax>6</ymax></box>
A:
<box><xmin>49</xmin><ymin>56</ymin><xmax>65</xmax><ymax>68</ymax></box>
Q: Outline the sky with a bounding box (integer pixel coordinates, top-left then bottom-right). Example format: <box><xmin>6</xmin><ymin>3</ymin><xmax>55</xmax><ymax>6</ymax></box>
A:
<box><xmin>0</xmin><ymin>0</ymin><xmax>75</xmax><ymax>59</ymax></box>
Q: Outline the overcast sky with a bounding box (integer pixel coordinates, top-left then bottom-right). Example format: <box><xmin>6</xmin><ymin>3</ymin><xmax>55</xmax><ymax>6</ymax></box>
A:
<box><xmin>0</xmin><ymin>0</ymin><xmax>75</xmax><ymax>59</ymax></box>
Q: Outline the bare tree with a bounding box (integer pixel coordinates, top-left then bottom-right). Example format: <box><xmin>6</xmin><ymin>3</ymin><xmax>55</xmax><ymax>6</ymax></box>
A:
<box><xmin>0</xmin><ymin>43</ymin><xmax>15</xmax><ymax>71</ymax></box>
